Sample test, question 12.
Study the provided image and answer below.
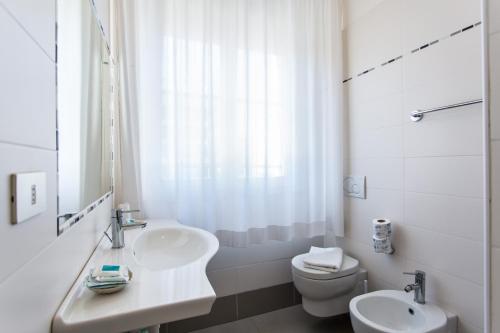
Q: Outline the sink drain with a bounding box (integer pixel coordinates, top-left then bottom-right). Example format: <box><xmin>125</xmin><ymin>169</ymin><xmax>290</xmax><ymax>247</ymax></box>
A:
<box><xmin>408</xmin><ymin>308</ymin><xmax>415</xmax><ymax>315</ymax></box>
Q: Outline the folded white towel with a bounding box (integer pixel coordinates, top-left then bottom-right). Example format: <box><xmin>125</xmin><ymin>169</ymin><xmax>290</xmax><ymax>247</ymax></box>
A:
<box><xmin>302</xmin><ymin>246</ymin><xmax>344</xmax><ymax>272</ymax></box>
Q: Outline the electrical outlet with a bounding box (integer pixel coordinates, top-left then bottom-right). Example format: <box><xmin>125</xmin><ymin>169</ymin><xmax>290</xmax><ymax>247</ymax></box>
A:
<box><xmin>11</xmin><ymin>172</ymin><xmax>47</xmax><ymax>224</ymax></box>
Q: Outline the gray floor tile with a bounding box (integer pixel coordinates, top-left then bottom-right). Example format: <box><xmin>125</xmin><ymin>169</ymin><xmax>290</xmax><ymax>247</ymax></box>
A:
<box><xmin>190</xmin><ymin>318</ymin><xmax>259</xmax><ymax>333</ymax></box>
<box><xmin>192</xmin><ymin>305</ymin><xmax>354</xmax><ymax>333</ymax></box>
<box><xmin>251</xmin><ymin>305</ymin><xmax>354</xmax><ymax>333</ymax></box>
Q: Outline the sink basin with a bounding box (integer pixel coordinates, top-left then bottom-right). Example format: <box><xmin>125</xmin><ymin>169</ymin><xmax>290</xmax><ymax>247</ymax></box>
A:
<box><xmin>133</xmin><ymin>226</ymin><xmax>215</xmax><ymax>270</ymax></box>
<box><xmin>349</xmin><ymin>290</ymin><xmax>448</xmax><ymax>333</ymax></box>
<box><xmin>52</xmin><ymin>220</ymin><xmax>219</xmax><ymax>333</ymax></box>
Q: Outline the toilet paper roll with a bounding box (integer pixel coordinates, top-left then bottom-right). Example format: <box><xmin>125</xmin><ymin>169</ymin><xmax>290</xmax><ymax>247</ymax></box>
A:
<box><xmin>372</xmin><ymin>235</ymin><xmax>392</xmax><ymax>254</ymax></box>
<box><xmin>372</xmin><ymin>219</ymin><xmax>392</xmax><ymax>238</ymax></box>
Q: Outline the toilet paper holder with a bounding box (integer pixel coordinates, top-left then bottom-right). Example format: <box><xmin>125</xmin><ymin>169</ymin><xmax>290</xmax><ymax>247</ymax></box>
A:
<box><xmin>372</xmin><ymin>218</ymin><xmax>395</xmax><ymax>255</ymax></box>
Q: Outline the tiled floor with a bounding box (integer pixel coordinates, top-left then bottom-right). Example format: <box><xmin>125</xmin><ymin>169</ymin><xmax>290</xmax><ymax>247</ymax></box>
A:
<box><xmin>190</xmin><ymin>305</ymin><xmax>354</xmax><ymax>333</ymax></box>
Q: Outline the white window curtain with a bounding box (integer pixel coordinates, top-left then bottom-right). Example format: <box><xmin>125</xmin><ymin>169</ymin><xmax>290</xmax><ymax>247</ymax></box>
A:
<box><xmin>116</xmin><ymin>0</ymin><xmax>344</xmax><ymax>247</ymax></box>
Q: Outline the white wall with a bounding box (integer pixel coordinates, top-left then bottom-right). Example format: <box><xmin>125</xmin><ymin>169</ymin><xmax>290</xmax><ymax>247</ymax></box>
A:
<box><xmin>489</xmin><ymin>0</ymin><xmax>500</xmax><ymax>331</ymax></box>
<box><xmin>0</xmin><ymin>1</ymin><xmax>113</xmax><ymax>332</ymax></box>
<box><xmin>206</xmin><ymin>237</ymin><xmax>322</xmax><ymax>297</ymax></box>
<box><xmin>341</xmin><ymin>1</ymin><xmax>484</xmax><ymax>332</ymax></box>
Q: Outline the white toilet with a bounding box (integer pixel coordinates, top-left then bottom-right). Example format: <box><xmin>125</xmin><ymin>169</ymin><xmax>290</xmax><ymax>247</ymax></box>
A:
<box><xmin>292</xmin><ymin>252</ymin><xmax>367</xmax><ymax>317</ymax></box>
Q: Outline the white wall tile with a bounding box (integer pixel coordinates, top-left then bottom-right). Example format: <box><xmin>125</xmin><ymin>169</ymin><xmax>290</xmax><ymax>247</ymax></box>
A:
<box><xmin>207</xmin><ymin>247</ymin><xmax>242</xmax><ymax>271</ymax></box>
<box><xmin>348</xmin><ymin>92</ymin><xmax>404</xmax><ymax>130</ymax></box>
<box><xmin>291</xmin><ymin>236</ymin><xmax>324</xmax><ymax>255</ymax></box>
<box><xmin>404</xmin><ymin>192</ymin><xmax>483</xmax><ymax>242</ymax></box>
<box><xmin>344</xmin><ymin>1</ymin><xmax>485</xmax><ymax>331</ymax></box>
<box><xmin>236</xmin><ymin>259</ymin><xmax>292</xmax><ymax>293</ymax></box>
<box><xmin>234</xmin><ymin>241</ymin><xmax>295</xmax><ymax>267</ymax></box>
<box><xmin>0</xmin><ymin>0</ymin><xmax>55</xmax><ymax>60</ymax></box>
<box><xmin>208</xmin><ymin>241</ymin><xmax>295</xmax><ymax>273</ymax></box>
<box><xmin>489</xmin><ymin>0</ymin><xmax>500</xmax><ymax>34</ymax></box>
<box><xmin>341</xmin><ymin>0</ymin><xmax>387</xmax><ymax>29</ymax></box>
<box><xmin>0</xmin><ymin>6</ymin><xmax>56</xmax><ymax>150</ymax></box>
<box><xmin>348</xmin><ymin>157</ymin><xmax>404</xmax><ymax>190</ymax></box>
<box><xmin>0</xmin><ymin>197</ymin><xmax>111</xmax><ymax>333</ymax></box>
<box><xmin>344</xmin><ymin>0</ymin><xmax>404</xmax><ymax>74</ymax></box>
<box><xmin>367</xmin><ymin>276</ymin><xmax>398</xmax><ymax>292</ymax></box>
<box><xmin>208</xmin><ymin>238</ymin><xmax>323</xmax><ymax>294</ymax></box>
<box><xmin>345</xmin><ymin>59</ymin><xmax>403</xmax><ymax>103</ymax></box>
<box><xmin>395</xmin><ymin>225</ymin><xmax>483</xmax><ymax>284</ymax></box>
<box><xmin>406</xmin><ymin>259</ymin><xmax>483</xmax><ymax>329</ymax></box>
<box><xmin>0</xmin><ymin>143</ymin><xmax>57</xmax><ymax>283</ymax></box>
<box><xmin>349</xmin><ymin>125</ymin><xmax>403</xmax><ymax>159</ymax></box>
<box><xmin>345</xmin><ymin>188</ymin><xmax>404</xmax><ymax>244</ymax></box>
<box><xmin>490</xmin><ymin>32</ymin><xmax>500</xmax><ymax>140</ymax></box>
<box><xmin>403</xmin><ymin>104</ymin><xmax>482</xmax><ymax>157</ymax></box>
<box><xmin>405</xmin><ymin>156</ymin><xmax>483</xmax><ymax>197</ymax></box>
<box><xmin>207</xmin><ymin>237</ymin><xmax>323</xmax><ymax>295</ymax></box>
<box><xmin>404</xmin><ymin>28</ymin><xmax>482</xmax><ymax>115</ymax></box>
<box><xmin>207</xmin><ymin>268</ymin><xmax>238</xmax><ymax>298</ymax></box>
<box><xmin>342</xmin><ymin>238</ymin><xmax>410</xmax><ymax>290</ymax></box>
<box><xmin>207</xmin><ymin>237</ymin><xmax>324</xmax><ymax>297</ymax></box>
<box><xmin>402</xmin><ymin>0</ymin><xmax>480</xmax><ymax>51</ymax></box>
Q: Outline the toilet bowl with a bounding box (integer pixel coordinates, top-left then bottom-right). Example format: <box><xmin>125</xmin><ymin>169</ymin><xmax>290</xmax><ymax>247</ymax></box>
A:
<box><xmin>292</xmin><ymin>252</ymin><xmax>367</xmax><ymax>317</ymax></box>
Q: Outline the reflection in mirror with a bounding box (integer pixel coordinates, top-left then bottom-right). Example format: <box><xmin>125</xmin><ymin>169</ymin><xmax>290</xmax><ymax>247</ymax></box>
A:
<box><xmin>57</xmin><ymin>0</ymin><xmax>112</xmax><ymax>233</ymax></box>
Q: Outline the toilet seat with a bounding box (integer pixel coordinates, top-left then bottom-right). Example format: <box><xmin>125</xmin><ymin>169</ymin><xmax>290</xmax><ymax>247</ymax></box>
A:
<box><xmin>292</xmin><ymin>253</ymin><xmax>360</xmax><ymax>280</ymax></box>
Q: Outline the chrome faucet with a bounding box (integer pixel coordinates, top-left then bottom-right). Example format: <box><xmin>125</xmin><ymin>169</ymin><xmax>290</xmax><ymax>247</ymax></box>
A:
<box><xmin>106</xmin><ymin>208</ymin><xmax>143</xmax><ymax>248</ymax></box>
<box><xmin>403</xmin><ymin>270</ymin><xmax>426</xmax><ymax>304</ymax></box>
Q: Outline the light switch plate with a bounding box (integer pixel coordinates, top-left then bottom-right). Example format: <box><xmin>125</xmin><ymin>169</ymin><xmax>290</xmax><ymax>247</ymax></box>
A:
<box><xmin>343</xmin><ymin>175</ymin><xmax>366</xmax><ymax>199</ymax></box>
<box><xmin>10</xmin><ymin>172</ymin><xmax>47</xmax><ymax>224</ymax></box>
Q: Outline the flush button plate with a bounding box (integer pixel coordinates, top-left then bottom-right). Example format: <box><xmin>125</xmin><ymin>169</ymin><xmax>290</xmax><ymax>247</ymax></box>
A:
<box><xmin>10</xmin><ymin>172</ymin><xmax>47</xmax><ymax>224</ymax></box>
<box><xmin>343</xmin><ymin>175</ymin><xmax>366</xmax><ymax>199</ymax></box>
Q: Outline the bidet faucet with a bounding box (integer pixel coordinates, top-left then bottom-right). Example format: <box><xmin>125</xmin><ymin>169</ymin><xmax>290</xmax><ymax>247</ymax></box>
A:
<box><xmin>107</xmin><ymin>208</ymin><xmax>141</xmax><ymax>249</ymax></box>
<box><xmin>403</xmin><ymin>270</ymin><xmax>426</xmax><ymax>304</ymax></box>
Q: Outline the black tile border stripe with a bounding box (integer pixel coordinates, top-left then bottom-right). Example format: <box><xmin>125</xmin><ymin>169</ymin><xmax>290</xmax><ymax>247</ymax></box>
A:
<box><xmin>58</xmin><ymin>191</ymin><xmax>113</xmax><ymax>236</ymax></box>
<box><xmin>382</xmin><ymin>55</ymin><xmax>403</xmax><ymax>66</ymax></box>
<box><xmin>343</xmin><ymin>20</ymin><xmax>481</xmax><ymax>84</ymax></box>
<box><xmin>357</xmin><ymin>67</ymin><xmax>375</xmax><ymax>77</ymax></box>
<box><xmin>461</xmin><ymin>24</ymin><xmax>474</xmax><ymax>32</ymax></box>
<box><xmin>419</xmin><ymin>43</ymin><xmax>429</xmax><ymax>50</ymax></box>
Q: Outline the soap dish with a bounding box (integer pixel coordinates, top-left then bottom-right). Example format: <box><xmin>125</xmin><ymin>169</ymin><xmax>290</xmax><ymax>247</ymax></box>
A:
<box><xmin>87</xmin><ymin>282</ymin><xmax>127</xmax><ymax>295</ymax></box>
<box><xmin>85</xmin><ymin>268</ymin><xmax>133</xmax><ymax>295</ymax></box>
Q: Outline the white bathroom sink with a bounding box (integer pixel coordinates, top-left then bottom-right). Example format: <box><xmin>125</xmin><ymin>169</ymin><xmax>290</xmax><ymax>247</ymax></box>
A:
<box><xmin>52</xmin><ymin>220</ymin><xmax>219</xmax><ymax>333</ymax></box>
<box><xmin>349</xmin><ymin>290</ymin><xmax>448</xmax><ymax>333</ymax></box>
<box><xmin>133</xmin><ymin>226</ymin><xmax>215</xmax><ymax>270</ymax></box>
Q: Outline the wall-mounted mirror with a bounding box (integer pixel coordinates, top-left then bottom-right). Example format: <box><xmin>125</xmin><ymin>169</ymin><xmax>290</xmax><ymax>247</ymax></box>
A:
<box><xmin>56</xmin><ymin>0</ymin><xmax>113</xmax><ymax>234</ymax></box>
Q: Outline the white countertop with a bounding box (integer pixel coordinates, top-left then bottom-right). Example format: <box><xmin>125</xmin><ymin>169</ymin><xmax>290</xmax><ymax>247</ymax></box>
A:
<box><xmin>52</xmin><ymin>220</ymin><xmax>218</xmax><ymax>333</ymax></box>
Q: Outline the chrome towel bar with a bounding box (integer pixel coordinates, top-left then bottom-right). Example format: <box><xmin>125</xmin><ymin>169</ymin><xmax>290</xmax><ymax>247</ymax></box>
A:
<box><xmin>410</xmin><ymin>99</ymin><xmax>483</xmax><ymax>122</ymax></box>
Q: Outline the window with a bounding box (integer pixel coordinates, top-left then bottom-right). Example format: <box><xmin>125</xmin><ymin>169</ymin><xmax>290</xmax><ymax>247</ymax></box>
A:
<box><xmin>160</xmin><ymin>37</ymin><xmax>287</xmax><ymax>180</ymax></box>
